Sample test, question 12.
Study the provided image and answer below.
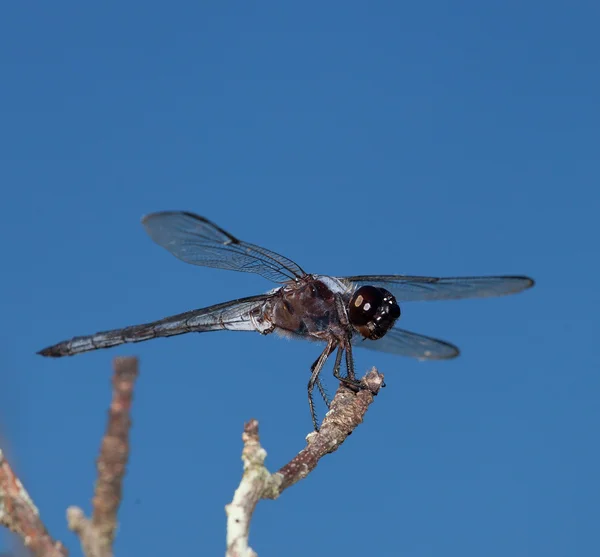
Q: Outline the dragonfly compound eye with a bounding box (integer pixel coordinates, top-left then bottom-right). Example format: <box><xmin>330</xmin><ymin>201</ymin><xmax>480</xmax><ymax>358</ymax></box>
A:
<box><xmin>349</xmin><ymin>286</ymin><xmax>384</xmax><ymax>327</ymax></box>
<box><xmin>349</xmin><ymin>286</ymin><xmax>400</xmax><ymax>339</ymax></box>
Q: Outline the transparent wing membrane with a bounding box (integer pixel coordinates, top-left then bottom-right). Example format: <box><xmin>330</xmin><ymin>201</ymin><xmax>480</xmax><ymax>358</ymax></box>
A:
<box><xmin>142</xmin><ymin>211</ymin><xmax>306</xmax><ymax>282</ymax></box>
<box><xmin>343</xmin><ymin>275</ymin><xmax>534</xmax><ymax>302</ymax></box>
<box><xmin>354</xmin><ymin>327</ymin><xmax>460</xmax><ymax>360</ymax></box>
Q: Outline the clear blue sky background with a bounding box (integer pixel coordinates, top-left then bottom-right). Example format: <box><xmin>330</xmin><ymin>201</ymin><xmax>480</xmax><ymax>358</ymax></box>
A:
<box><xmin>1</xmin><ymin>2</ymin><xmax>598</xmax><ymax>556</ymax></box>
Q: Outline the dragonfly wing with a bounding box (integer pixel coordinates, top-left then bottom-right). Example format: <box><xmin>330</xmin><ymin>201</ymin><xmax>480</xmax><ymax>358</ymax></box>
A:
<box><xmin>142</xmin><ymin>211</ymin><xmax>306</xmax><ymax>283</ymax></box>
<box><xmin>341</xmin><ymin>275</ymin><xmax>534</xmax><ymax>302</ymax></box>
<box><xmin>353</xmin><ymin>327</ymin><xmax>460</xmax><ymax>360</ymax></box>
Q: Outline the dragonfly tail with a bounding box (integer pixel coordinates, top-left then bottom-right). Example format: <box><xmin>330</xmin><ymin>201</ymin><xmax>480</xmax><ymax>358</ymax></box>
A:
<box><xmin>37</xmin><ymin>320</ymin><xmax>192</xmax><ymax>357</ymax></box>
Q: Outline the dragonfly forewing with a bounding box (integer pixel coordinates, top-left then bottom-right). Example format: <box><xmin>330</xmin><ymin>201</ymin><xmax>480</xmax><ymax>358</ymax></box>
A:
<box><xmin>342</xmin><ymin>275</ymin><xmax>534</xmax><ymax>302</ymax></box>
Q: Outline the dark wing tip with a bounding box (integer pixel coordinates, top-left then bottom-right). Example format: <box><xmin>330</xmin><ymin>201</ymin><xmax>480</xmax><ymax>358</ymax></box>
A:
<box><xmin>141</xmin><ymin>211</ymin><xmax>181</xmax><ymax>226</ymax></box>
<box><xmin>141</xmin><ymin>211</ymin><xmax>237</xmax><ymax>243</ymax></box>
<box><xmin>506</xmin><ymin>275</ymin><xmax>536</xmax><ymax>296</ymax></box>
<box><xmin>504</xmin><ymin>275</ymin><xmax>535</xmax><ymax>291</ymax></box>
<box><xmin>522</xmin><ymin>276</ymin><xmax>535</xmax><ymax>290</ymax></box>
<box><xmin>141</xmin><ymin>210</ymin><xmax>206</xmax><ymax>224</ymax></box>
<box><xmin>447</xmin><ymin>344</ymin><xmax>461</xmax><ymax>359</ymax></box>
<box><xmin>37</xmin><ymin>346</ymin><xmax>62</xmax><ymax>358</ymax></box>
<box><xmin>141</xmin><ymin>211</ymin><xmax>173</xmax><ymax>225</ymax></box>
<box><xmin>426</xmin><ymin>342</ymin><xmax>460</xmax><ymax>360</ymax></box>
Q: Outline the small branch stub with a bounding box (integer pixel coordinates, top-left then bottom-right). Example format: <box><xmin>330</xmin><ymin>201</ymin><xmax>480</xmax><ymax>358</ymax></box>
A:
<box><xmin>68</xmin><ymin>356</ymin><xmax>139</xmax><ymax>557</ymax></box>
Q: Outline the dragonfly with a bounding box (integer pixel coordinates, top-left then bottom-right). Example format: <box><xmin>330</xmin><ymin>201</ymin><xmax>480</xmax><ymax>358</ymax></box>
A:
<box><xmin>38</xmin><ymin>211</ymin><xmax>534</xmax><ymax>430</ymax></box>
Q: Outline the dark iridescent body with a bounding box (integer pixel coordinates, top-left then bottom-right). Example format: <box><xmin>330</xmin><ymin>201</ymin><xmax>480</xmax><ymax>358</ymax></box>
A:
<box><xmin>38</xmin><ymin>211</ymin><xmax>534</xmax><ymax>430</ymax></box>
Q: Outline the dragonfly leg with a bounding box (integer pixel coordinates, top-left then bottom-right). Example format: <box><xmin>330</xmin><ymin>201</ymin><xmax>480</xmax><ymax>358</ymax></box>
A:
<box><xmin>345</xmin><ymin>340</ymin><xmax>356</xmax><ymax>381</ymax></box>
<box><xmin>332</xmin><ymin>338</ymin><xmax>362</xmax><ymax>390</ymax></box>
<box><xmin>331</xmin><ymin>345</ymin><xmax>346</xmax><ymax>383</ymax></box>
<box><xmin>308</xmin><ymin>339</ymin><xmax>336</xmax><ymax>431</ymax></box>
<box><xmin>332</xmin><ymin>294</ymin><xmax>363</xmax><ymax>388</ymax></box>
<box><xmin>309</xmin><ymin>357</ymin><xmax>331</xmax><ymax>409</ymax></box>
<box><xmin>309</xmin><ymin>340</ymin><xmax>339</xmax><ymax>408</ymax></box>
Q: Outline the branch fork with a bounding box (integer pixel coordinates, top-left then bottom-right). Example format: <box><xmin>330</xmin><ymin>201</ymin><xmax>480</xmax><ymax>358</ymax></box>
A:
<box><xmin>226</xmin><ymin>367</ymin><xmax>384</xmax><ymax>557</ymax></box>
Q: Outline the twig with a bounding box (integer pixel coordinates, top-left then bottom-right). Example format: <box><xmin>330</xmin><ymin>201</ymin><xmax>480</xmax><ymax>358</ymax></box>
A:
<box><xmin>67</xmin><ymin>356</ymin><xmax>139</xmax><ymax>557</ymax></box>
<box><xmin>225</xmin><ymin>367</ymin><xmax>384</xmax><ymax>557</ymax></box>
<box><xmin>0</xmin><ymin>449</ymin><xmax>68</xmax><ymax>557</ymax></box>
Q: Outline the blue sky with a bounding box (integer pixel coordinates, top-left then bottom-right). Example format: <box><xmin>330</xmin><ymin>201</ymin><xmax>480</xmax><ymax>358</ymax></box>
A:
<box><xmin>1</xmin><ymin>2</ymin><xmax>598</xmax><ymax>556</ymax></box>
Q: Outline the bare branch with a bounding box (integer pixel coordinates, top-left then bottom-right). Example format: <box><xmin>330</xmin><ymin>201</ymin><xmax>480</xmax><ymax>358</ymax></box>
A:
<box><xmin>0</xmin><ymin>449</ymin><xmax>67</xmax><ymax>557</ymax></box>
<box><xmin>68</xmin><ymin>356</ymin><xmax>139</xmax><ymax>557</ymax></box>
<box><xmin>276</xmin><ymin>368</ymin><xmax>384</xmax><ymax>491</ymax></box>
<box><xmin>225</xmin><ymin>367</ymin><xmax>384</xmax><ymax>557</ymax></box>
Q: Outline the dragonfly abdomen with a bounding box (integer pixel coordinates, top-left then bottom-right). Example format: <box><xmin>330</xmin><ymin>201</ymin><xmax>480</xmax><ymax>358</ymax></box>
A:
<box><xmin>37</xmin><ymin>320</ymin><xmax>189</xmax><ymax>357</ymax></box>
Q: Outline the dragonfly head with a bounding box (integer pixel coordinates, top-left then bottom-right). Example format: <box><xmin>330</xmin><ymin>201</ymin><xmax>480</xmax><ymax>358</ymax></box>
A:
<box><xmin>349</xmin><ymin>285</ymin><xmax>401</xmax><ymax>340</ymax></box>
